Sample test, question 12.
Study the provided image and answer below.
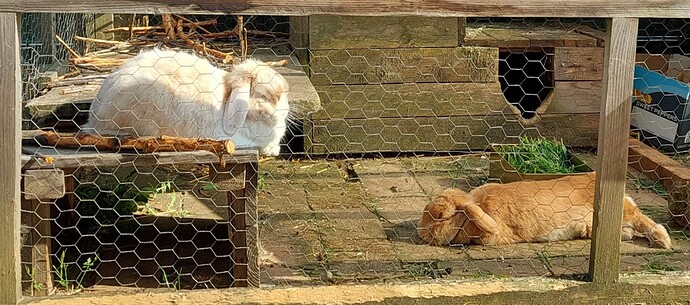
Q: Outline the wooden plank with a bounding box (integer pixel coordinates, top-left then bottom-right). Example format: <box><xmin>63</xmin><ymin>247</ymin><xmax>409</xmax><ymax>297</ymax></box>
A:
<box><xmin>0</xmin><ymin>12</ymin><xmax>21</xmax><ymax>305</ymax></box>
<box><xmin>310</xmin><ymin>82</ymin><xmax>508</xmax><ymax>120</ymax></box>
<box><xmin>458</xmin><ymin>17</ymin><xmax>466</xmax><ymax>44</ymax></box>
<box><xmin>309</xmin><ymin>47</ymin><xmax>499</xmax><ymax>86</ymax></box>
<box><xmin>306</xmin><ymin>114</ymin><xmax>599</xmax><ymax>154</ymax></box>
<box><xmin>589</xmin><ymin>17</ymin><xmax>639</xmax><ymax>285</ymax></box>
<box><xmin>20</xmin><ymin>145</ymin><xmax>259</xmax><ymax>170</ymax></box>
<box><xmin>554</xmin><ymin>47</ymin><xmax>605</xmax><ymax>81</ymax></box>
<box><xmin>546</xmin><ymin>81</ymin><xmax>602</xmax><ymax>114</ymax></box>
<box><xmin>308</xmin><ymin>15</ymin><xmax>459</xmax><ymax>50</ymax></box>
<box><xmin>628</xmin><ymin>138</ymin><xmax>690</xmax><ymax>190</ymax></box>
<box><xmin>28</xmin><ymin>199</ymin><xmax>53</xmax><ymax>295</ymax></box>
<box><xmin>0</xmin><ymin>1</ymin><xmax>689</xmax><ymax>18</ymax></box>
<box><xmin>85</xmin><ymin>13</ymin><xmax>114</xmax><ymax>41</ymax></box>
<box><xmin>229</xmin><ymin>161</ymin><xmax>259</xmax><ymax>287</ymax></box>
<box><xmin>289</xmin><ymin>16</ymin><xmax>309</xmax><ymax>66</ymax></box>
<box><xmin>464</xmin><ymin>24</ymin><xmax>598</xmax><ymax>49</ymax></box>
<box><xmin>22</xmin><ymin>169</ymin><xmax>65</xmax><ymax>200</ymax></box>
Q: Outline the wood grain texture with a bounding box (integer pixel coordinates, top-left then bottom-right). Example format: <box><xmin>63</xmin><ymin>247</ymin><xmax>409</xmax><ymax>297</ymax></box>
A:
<box><xmin>588</xmin><ymin>17</ymin><xmax>639</xmax><ymax>285</ymax></box>
<box><xmin>306</xmin><ymin>114</ymin><xmax>599</xmax><ymax>154</ymax></box>
<box><xmin>0</xmin><ymin>12</ymin><xmax>21</xmax><ymax>305</ymax></box>
<box><xmin>464</xmin><ymin>24</ymin><xmax>598</xmax><ymax>49</ymax></box>
<box><xmin>310</xmin><ymin>82</ymin><xmax>508</xmax><ymax>120</ymax></box>
<box><xmin>22</xmin><ymin>169</ymin><xmax>65</xmax><ymax>200</ymax></box>
<box><xmin>229</xmin><ymin>162</ymin><xmax>259</xmax><ymax>287</ymax></box>
<box><xmin>554</xmin><ymin>47</ymin><xmax>605</xmax><ymax>81</ymax></box>
<box><xmin>309</xmin><ymin>47</ymin><xmax>499</xmax><ymax>85</ymax></box>
<box><xmin>0</xmin><ymin>1</ymin><xmax>688</xmax><ymax>18</ymax></box>
<box><xmin>28</xmin><ymin>199</ymin><xmax>53</xmax><ymax>295</ymax></box>
<box><xmin>308</xmin><ymin>15</ymin><xmax>459</xmax><ymax>49</ymax></box>
<box><xmin>20</xmin><ymin>145</ymin><xmax>258</xmax><ymax>169</ymax></box>
<box><xmin>546</xmin><ymin>81</ymin><xmax>602</xmax><ymax>114</ymax></box>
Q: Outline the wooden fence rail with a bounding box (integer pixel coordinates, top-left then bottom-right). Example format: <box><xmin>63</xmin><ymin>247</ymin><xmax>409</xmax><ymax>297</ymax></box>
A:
<box><xmin>0</xmin><ymin>2</ymin><xmax>677</xmax><ymax>304</ymax></box>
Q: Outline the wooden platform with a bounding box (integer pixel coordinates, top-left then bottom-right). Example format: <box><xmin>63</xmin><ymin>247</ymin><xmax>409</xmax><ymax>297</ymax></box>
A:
<box><xmin>20</xmin><ymin>145</ymin><xmax>261</xmax><ymax>293</ymax></box>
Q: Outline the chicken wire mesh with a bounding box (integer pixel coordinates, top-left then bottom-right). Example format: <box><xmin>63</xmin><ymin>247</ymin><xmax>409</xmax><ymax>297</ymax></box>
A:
<box><xmin>16</xmin><ymin>13</ymin><xmax>690</xmax><ymax>297</ymax></box>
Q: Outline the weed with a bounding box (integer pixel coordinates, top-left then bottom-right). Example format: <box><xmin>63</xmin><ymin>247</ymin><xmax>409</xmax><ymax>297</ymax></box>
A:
<box><xmin>25</xmin><ymin>266</ymin><xmax>44</xmax><ymax>295</ymax></box>
<box><xmin>160</xmin><ymin>267</ymin><xmax>182</xmax><ymax>290</ymax></box>
<box><xmin>51</xmin><ymin>250</ymin><xmax>99</xmax><ymax>293</ymax></box>
<box><xmin>644</xmin><ymin>260</ymin><xmax>678</xmax><ymax>273</ymax></box>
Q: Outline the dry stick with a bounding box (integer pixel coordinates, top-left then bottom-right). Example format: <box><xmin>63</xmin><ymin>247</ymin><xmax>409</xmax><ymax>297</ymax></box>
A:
<box><xmin>161</xmin><ymin>14</ymin><xmax>176</xmax><ymax>41</ymax></box>
<box><xmin>237</xmin><ymin>16</ymin><xmax>247</xmax><ymax>61</ymax></box>
<box><xmin>184</xmin><ymin>39</ymin><xmax>234</xmax><ymax>63</ymax></box>
<box><xmin>55</xmin><ymin>35</ymin><xmax>81</xmax><ymax>58</ymax></box>
<box><xmin>173</xmin><ymin>14</ymin><xmax>213</xmax><ymax>34</ymax></box>
<box><xmin>128</xmin><ymin>13</ymin><xmax>137</xmax><ymax>40</ymax></box>
<box><xmin>198</xmin><ymin>29</ymin><xmax>289</xmax><ymax>39</ymax></box>
<box><xmin>73</xmin><ymin>35</ymin><xmax>125</xmax><ymax>46</ymax></box>
<box><xmin>46</xmin><ymin>75</ymin><xmax>108</xmax><ymax>88</ymax></box>
<box><xmin>102</xmin><ymin>19</ymin><xmax>218</xmax><ymax>34</ymax></box>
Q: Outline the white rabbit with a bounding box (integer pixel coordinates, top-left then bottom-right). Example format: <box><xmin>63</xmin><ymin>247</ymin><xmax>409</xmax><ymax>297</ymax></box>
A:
<box><xmin>80</xmin><ymin>47</ymin><xmax>290</xmax><ymax>156</ymax></box>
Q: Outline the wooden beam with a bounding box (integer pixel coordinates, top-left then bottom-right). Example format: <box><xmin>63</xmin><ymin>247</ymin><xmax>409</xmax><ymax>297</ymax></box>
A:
<box><xmin>0</xmin><ymin>1</ymin><xmax>688</xmax><ymax>18</ymax></box>
<box><xmin>588</xmin><ymin>17</ymin><xmax>639</xmax><ymax>284</ymax></box>
<box><xmin>0</xmin><ymin>12</ymin><xmax>22</xmax><ymax>305</ymax></box>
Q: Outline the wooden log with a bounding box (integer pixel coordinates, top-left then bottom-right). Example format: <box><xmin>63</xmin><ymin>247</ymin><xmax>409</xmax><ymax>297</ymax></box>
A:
<box><xmin>310</xmin><ymin>82</ymin><xmax>508</xmax><ymax>120</ymax></box>
<box><xmin>1</xmin><ymin>1</ymin><xmax>689</xmax><ymax>18</ymax></box>
<box><xmin>30</xmin><ymin>130</ymin><xmax>235</xmax><ymax>155</ymax></box>
<box><xmin>589</xmin><ymin>17</ymin><xmax>639</xmax><ymax>285</ymax></box>
<box><xmin>0</xmin><ymin>12</ymin><xmax>21</xmax><ymax>304</ymax></box>
<box><xmin>306</xmin><ymin>114</ymin><xmax>599</xmax><ymax>154</ymax></box>
<box><xmin>309</xmin><ymin>47</ymin><xmax>499</xmax><ymax>85</ymax></box>
<box><xmin>308</xmin><ymin>15</ymin><xmax>459</xmax><ymax>50</ymax></box>
<box><xmin>554</xmin><ymin>47</ymin><xmax>605</xmax><ymax>81</ymax></box>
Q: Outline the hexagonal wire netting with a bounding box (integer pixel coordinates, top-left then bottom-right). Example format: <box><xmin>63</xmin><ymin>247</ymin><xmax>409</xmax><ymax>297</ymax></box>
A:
<box><xmin>17</xmin><ymin>13</ymin><xmax>690</xmax><ymax>297</ymax></box>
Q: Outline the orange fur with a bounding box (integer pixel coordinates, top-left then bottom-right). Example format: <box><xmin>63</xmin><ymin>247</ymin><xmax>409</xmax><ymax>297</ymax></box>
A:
<box><xmin>417</xmin><ymin>172</ymin><xmax>672</xmax><ymax>249</ymax></box>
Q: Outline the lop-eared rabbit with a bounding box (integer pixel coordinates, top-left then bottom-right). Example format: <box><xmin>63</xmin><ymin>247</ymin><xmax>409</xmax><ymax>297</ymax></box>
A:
<box><xmin>417</xmin><ymin>172</ymin><xmax>672</xmax><ymax>249</ymax></box>
<box><xmin>81</xmin><ymin>48</ymin><xmax>290</xmax><ymax>156</ymax></box>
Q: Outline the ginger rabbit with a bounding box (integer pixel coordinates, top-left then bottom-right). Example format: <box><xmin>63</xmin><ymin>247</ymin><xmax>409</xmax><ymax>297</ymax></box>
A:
<box><xmin>417</xmin><ymin>172</ymin><xmax>672</xmax><ymax>249</ymax></box>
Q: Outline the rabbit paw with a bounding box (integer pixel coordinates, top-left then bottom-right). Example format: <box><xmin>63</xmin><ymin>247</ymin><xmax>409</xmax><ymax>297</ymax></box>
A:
<box><xmin>260</xmin><ymin>144</ymin><xmax>281</xmax><ymax>156</ymax></box>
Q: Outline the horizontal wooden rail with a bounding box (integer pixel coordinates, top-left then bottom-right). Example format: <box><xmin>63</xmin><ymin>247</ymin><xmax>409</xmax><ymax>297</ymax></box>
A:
<box><xmin>0</xmin><ymin>0</ymin><xmax>688</xmax><ymax>17</ymax></box>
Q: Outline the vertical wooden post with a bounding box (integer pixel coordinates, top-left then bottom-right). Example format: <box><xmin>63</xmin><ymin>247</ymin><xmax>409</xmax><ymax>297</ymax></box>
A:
<box><xmin>0</xmin><ymin>12</ymin><xmax>23</xmax><ymax>305</ymax></box>
<box><xmin>589</xmin><ymin>17</ymin><xmax>639</xmax><ymax>284</ymax></box>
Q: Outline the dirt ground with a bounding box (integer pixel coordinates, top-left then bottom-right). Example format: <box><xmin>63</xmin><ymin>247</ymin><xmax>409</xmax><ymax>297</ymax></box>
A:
<box><xmin>23</xmin><ymin>150</ymin><xmax>690</xmax><ymax>299</ymax></box>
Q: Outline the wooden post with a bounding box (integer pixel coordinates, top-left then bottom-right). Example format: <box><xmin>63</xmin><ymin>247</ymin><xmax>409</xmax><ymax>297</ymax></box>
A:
<box><xmin>588</xmin><ymin>17</ymin><xmax>639</xmax><ymax>284</ymax></box>
<box><xmin>0</xmin><ymin>12</ymin><xmax>23</xmax><ymax>305</ymax></box>
<box><xmin>228</xmin><ymin>161</ymin><xmax>259</xmax><ymax>287</ymax></box>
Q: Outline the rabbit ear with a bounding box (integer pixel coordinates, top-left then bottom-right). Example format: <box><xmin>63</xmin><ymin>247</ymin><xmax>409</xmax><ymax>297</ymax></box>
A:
<box><xmin>463</xmin><ymin>204</ymin><xmax>498</xmax><ymax>234</ymax></box>
<box><xmin>224</xmin><ymin>82</ymin><xmax>251</xmax><ymax>133</ymax></box>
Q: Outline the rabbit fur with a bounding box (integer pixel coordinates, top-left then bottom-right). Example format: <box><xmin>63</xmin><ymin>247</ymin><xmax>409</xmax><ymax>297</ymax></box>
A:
<box><xmin>417</xmin><ymin>172</ymin><xmax>672</xmax><ymax>249</ymax></box>
<box><xmin>80</xmin><ymin>47</ymin><xmax>290</xmax><ymax>156</ymax></box>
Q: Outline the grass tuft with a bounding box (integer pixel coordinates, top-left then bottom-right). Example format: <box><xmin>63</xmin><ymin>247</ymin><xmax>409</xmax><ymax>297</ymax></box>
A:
<box><xmin>497</xmin><ymin>137</ymin><xmax>575</xmax><ymax>174</ymax></box>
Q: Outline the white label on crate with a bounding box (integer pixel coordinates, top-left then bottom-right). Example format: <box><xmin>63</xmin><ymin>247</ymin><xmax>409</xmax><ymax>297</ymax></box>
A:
<box><xmin>631</xmin><ymin>106</ymin><xmax>677</xmax><ymax>143</ymax></box>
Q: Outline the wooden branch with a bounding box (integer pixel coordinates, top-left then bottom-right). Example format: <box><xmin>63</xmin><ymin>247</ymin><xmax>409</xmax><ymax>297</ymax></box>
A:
<box><xmin>70</xmin><ymin>57</ymin><xmax>126</xmax><ymax>65</ymax></box>
<box><xmin>73</xmin><ymin>35</ymin><xmax>126</xmax><ymax>46</ymax></box>
<box><xmin>55</xmin><ymin>34</ymin><xmax>81</xmax><ymax>58</ymax></box>
<box><xmin>198</xmin><ymin>29</ymin><xmax>289</xmax><ymax>39</ymax></box>
<box><xmin>102</xmin><ymin>19</ymin><xmax>217</xmax><ymax>34</ymax></box>
<box><xmin>184</xmin><ymin>39</ymin><xmax>234</xmax><ymax>63</ymax></box>
<box><xmin>173</xmin><ymin>14</ymin><xmax>213</xmax><ymax>34</ymax></box>
<box><xmin>128</xmin><ymin>13</ymin><xmax>137</xmax><ymax>40</ymax></box>
<box><xmin>161</xmin><ymin>14</ymin><xmax>176</xmax><ymax>40</ymax></box>
<box><xmin>32</xmin><ymin>130</ymin><xmax>235</xmax><ymax>155</ymax></box>
<box><xmin>237</xmin><ymin>16</ymin><xmax>247</xmax><ymax>61</ymax></box>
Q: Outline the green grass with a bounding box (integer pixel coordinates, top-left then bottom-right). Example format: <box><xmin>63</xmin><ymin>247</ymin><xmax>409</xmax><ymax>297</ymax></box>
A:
<box><xmin>497</xmin><ymin>137</ymin><xmax>575</xmax><ymax>174</ymax></box>
<box><xmin>643</xmin><ymin>260</ymin><xmax>679</xmax><ymax>273</ymax></box>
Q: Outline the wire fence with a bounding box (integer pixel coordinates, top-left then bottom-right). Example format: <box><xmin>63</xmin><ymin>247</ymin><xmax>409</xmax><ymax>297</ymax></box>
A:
<box><xmin>17</xmin><ymin>13</ymin><xmax>690</xmax><ymax>297</ymax></box>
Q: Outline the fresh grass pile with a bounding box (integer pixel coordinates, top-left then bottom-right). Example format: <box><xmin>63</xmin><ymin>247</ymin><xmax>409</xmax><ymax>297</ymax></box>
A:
<box><xmin>497</xmin><ymin>137</ymin><xmax>575</xmax><ymax>174</ymax></box>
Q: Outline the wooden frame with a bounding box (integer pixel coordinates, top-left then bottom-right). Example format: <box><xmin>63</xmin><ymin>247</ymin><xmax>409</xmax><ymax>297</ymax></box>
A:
<box><xmin>0</xmin><ymin>2</ymin><xmax>655</xmax><ymax>303</ymax></box>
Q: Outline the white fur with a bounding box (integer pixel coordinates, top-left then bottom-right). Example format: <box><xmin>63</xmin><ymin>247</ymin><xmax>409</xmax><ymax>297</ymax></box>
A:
<box><xmin>81</xmin><ymin>48</ymin><xmax>290</xmax><ymax>156</ymax></box>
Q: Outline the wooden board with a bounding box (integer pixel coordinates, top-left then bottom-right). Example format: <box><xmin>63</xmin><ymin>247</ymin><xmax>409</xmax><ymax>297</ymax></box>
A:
<box><xmin>628</xmin><ymin>138</ymin><xmax>690</xmax><ymax>190</ymax></box>
<box><xmin>22</xmin><ymin>169</ymin><xmax>65</xmax><ymax>200</ymax></box>
<box><xmin>20</xmin><ymin>145</ymin><xmax>258</xmax><ymax>170</ymax></box>
<box><xmin>310</xmin><ymin>82</ymin><xmax>508</xmax><ymax>120</ymax></box>
<box><xmin>465</xmin><ymin>24</ymin><xmax>599</xmax><ymax>49</ymax></box>
<box><xmin>306</xmin><ymin>113</ymin><xmax>599</xmax><ymax>154</ymax></box>
<box><xmin>0</xmin><ymin>12</ymin><xmax>21</xmax><ymax>305</ymax></box>
<box><xmin>0</xmin><ymin>1</ymin><xmax>689</xmax><ymax>18</ymax></box>
<box><xmin>309</xmin><ymin>47</ymin><xmax>499</xmax><ymax>85</ymax></box>
<box><xmin>589</xmin><ymin>17</ymin><xmax>639</xmax><ymax>285</ymax></box>
<box><xmin>546</xmin><ymin>81</ymin><xmax>602</xmax><ymax>114</ymax></box>
<box><xmin>554</xmin><ymin>47</ymin><xmax>605</xmax><ymax>81</ymax></box>
<box><xmin>289</xmin><ymin>16</ymin><xmax>309</xmax><ymax>65</ymax></box>
<box><xmin>308</xmin><ymin>15</ymin><xmax>459</xmax><ymax>49</ymax></box>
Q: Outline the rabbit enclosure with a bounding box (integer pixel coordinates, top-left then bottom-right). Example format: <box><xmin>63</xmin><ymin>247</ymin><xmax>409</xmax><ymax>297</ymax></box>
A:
<box><xmin>4</xmin><ymin>2</ymin><xmax>690</xmax><ymax>305</ymax></box>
